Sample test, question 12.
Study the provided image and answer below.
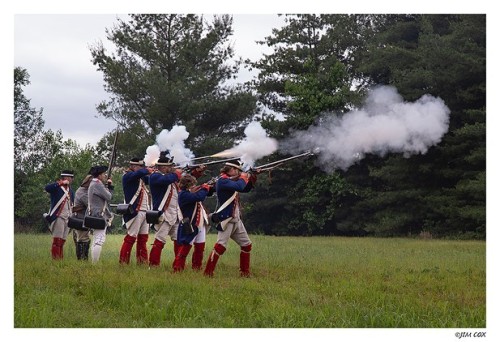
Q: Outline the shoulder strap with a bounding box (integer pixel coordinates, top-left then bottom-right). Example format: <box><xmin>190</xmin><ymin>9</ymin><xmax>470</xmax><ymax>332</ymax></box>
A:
<box><xmin>49</xmin><ymin>186</ymin><xmax>69</xmax><ymax>216</ymax></box>
<box><xmin>215</xmin><ymin>192</ymin><xmax>237</xmax><ymax>214</ymax></box>
<box><xmin>158</xmin><ymin>184</ymin><xmax>173</xmax><ymax>211</ymax></box>
<box><xmin>128</xmin><ymin>179</ymin><xmax>144</xmax><ymax>205</ymax></box>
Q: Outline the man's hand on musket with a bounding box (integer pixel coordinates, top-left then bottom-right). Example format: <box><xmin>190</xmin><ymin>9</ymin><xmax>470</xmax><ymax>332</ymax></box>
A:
<box><xmin>240</xmin><ymin>171</ymin><xmax>258</xmax><ymax>185</ymax></box>
<box><xmin>239</xmin><ymin>172</ymin><xmax>250</xmax><ymax>183</ymax></box>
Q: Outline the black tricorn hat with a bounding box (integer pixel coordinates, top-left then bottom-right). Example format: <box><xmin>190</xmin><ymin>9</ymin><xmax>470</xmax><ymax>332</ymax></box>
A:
<box><xmin>224</xmin><ymin>159</ymin><xmax>244</xmax><ymax>171</ymax></box>
<box><xmin>156</xmin><ymin>156</ymin><xmax>174</xmax><ymax>166</ymax></box>
<box><xmin>90</xmin><ymin>165</ymin><xmax>108</xmax><ymax>177</ymax></box>
<box><xmin>129</xmin><ymin>157</ymin><xmax>144</xmax><ymax>166</ymax></box>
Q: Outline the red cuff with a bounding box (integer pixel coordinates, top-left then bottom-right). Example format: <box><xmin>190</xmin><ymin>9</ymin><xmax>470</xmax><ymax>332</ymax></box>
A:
<box><xmin>239</xmin><ymin>173</ymin><xmax>250</xmax><ymax>184</ymax></box>
<box><xmin>175</xmin><ymin>169</ymin><xmax>183</xmax><ymax>179</ymax></box>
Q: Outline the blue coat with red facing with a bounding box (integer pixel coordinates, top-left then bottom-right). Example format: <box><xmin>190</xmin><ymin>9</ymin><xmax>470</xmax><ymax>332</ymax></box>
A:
<box><xmin>44</xmin><ymin>181</ymin><xmax>75</xmax><ymax>223</ymax></box>
<box><xmin>149</xmin><ymin>171</ymin><xmax>181</xmax><ymax>210</ymax></box>
<box><xmin>122</xmin><ymin>168</ymin><xmax>150</xmax><ymax>223</ymax></box>
<box><xmin>177</xmin><ymin>185</ymin><xmax>214</xmax><ymax>244</ymax></box>
<box><xmin>215</xmin><ymin>174</ymin><xmax>255</xmax><ymax>222</ymax></box>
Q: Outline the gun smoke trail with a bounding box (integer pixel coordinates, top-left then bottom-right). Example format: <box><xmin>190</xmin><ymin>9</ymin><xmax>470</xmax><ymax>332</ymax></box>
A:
<box><xmin>144</xmin><ymin>125</ymin><xmax>195</xmax><ymax>166</ymax></box>
<box><xmin>212</xmin><ymin>121</ymin><xmax>278</xmax><ymax>168</ymax></box>
<box><xmin>281</xmin><ymin>85</ymin><xmax>450</xmax><ymax>172</ymax></box>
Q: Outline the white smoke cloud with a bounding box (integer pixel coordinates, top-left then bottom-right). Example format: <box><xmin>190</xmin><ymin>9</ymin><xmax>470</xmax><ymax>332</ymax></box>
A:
<box><xmin>214</xmin><ymin>121</ymin><xmax>278</xmax><ymax>168</ymax></box>
<box><xmin>143</xmin><ymin>145</ymin><xmax>160</xmax><ymax>167</ymax></box>
<box><xmin>143</xmin><ymin>125</ymin><xmax>195</xmax><ymax>167</ymax></box>
<box><xmin>282</xmin><ymin>86</ymin><xmax>450</xmax><ymax>171</ymax></box>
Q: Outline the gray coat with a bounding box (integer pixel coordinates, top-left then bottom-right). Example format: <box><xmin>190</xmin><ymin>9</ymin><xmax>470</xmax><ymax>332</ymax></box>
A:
<box><xmin>88</xmin><ymin>178</ymin><xmax>114</xmax><ymax>223</ymax></box>
<box><xmin>73</xmin><ymin>186</ymin><xmax>88</xmax><ymax>219</ymax></box>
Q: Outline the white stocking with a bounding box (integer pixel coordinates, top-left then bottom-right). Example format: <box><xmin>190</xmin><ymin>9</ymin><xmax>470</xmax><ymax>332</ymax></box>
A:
<box><xmin>91</xmin><ymin>229</ymin><xmax>107</xmax><ymax>263</ymax></box>
<box><xmin>92</xmin><ymin>244</ymin><xmax>102</xmax><ymax>263</ymax></box>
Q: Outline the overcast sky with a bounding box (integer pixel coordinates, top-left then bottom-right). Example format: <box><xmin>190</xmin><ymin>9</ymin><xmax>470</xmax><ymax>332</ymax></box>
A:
<box><xmin>14</xmin><ymin>14</ymin><xmax>286</xmax><ymax>146</ymax></box>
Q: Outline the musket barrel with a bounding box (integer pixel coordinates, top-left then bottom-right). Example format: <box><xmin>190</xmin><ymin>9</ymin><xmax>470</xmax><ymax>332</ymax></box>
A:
<box><xmin>187</xmin><ymin>156</ymin><xmax>242</xmax><ymax>169</ymax></box>
<box><xmin>188</xmin><ymin>155</ymin><xmax>213</xmax><ymax>162</ymax></box>
<box><xmin>107</xmin><ymin>128</ymin><xmax>119</xmax><ymax>179</ymax></box>
<box><xmin>251</xmin><ymin>151</ymin><xmax>313</xmax><ymax>170</ymax></box>
<box><xmin>188</xmin><ymin>153</ymin><xmax>238</xmax><ymax>162</ymax></box>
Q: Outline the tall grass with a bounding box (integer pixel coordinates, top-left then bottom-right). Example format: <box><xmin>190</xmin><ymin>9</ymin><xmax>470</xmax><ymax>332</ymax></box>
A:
<box><xmin>14</xmin><ymin>233</ymin><xmax>485</xmax><ymax>328</ymax></box>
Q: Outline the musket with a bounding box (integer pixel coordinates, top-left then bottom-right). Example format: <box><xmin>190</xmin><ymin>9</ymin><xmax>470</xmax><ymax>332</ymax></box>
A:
<box><xmin>190</xmin><ymin>175</ymin><xmax>220</xmax><ymax>192</ymax></box>
<box><xmin>183</xmin><ymin>157</ymin><xmax>243</xmax><ymax>171</ymax></box>
<box><xmin>249</xmin><ymin>151</ymin><xmax>314</xmax><ymax>172</ymax></box>
<box><xmin>188</xmin><ymin>155</ymin><xmax>214</xmax><ymax>162</ymax></box>
<box><xmin>107</xmin><ymin>128</ymin><xmax>119</xmax><ymax>180</ymax></box>
<box><xmin>206</xmin><ymin>175</ymin><xmax>221</xmax><ymax>185</ymax></box>
<box><xmin>186</xmin><ymin>153</ymin><xmax>233</xmax><ymax>163</ymax></box>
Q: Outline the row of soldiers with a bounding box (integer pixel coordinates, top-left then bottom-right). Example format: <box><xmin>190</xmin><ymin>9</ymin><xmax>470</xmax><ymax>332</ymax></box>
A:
<box><xmin>44</xmin><ymin>156</ymin><xmax>259</xmax><ymax>277</ymax></box>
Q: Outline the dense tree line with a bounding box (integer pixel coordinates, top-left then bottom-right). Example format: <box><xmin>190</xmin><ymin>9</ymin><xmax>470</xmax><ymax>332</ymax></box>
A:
<box><xmin>339</xmin><ymin>15</ymin><xmax>486</xmax><ymax>238</ymax></box>
<box><xmin>245</xmin><ymin>14</ymin><xmax>485</xmax><ymax>238</ymax></box>
<box><xmin>14</xmin><ymin>14</ymin><xmax>485</xmax><ymax>238</ymax></box>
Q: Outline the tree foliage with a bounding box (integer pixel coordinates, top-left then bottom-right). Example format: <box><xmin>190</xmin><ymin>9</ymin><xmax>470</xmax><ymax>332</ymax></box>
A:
<box><xmin>245</xmin><ymin>14</ymin><xmax>485</xmax><ymax>238</ymax></box>
<box><xmin>249</xmin><ymin>14</ymin><xmax>376</xmax><ymax>131</ymax></box>
<box><xmin>339</xmin><ymin>14</ymin><xmax>486</xmax><ymax>238</ymax></box>
<box><xmin>244</xmin><ymin>15</ymin><xmax>376</xmax><ymax>235</ymax></box>
<box><xmin>16</xmin><ymin>143</ymin><xmax>100</xmax><ymax>232</ymax></box>
<box><xmin>14</xmin><ymin>67</ymin><xmax>50</xmax><ymax>174</ymax></box>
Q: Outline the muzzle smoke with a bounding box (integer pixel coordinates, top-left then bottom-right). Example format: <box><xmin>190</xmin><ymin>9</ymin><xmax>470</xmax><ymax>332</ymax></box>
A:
<box><xmin>143</xmin><ymin>125</ymin><xmax>194</xmax><ymax>166</ymax></box>
<box><xmin>281</xmin><ymin>86</ymin><xmax>450</xmax><ymax>171</ymax></box>
<box><xmin>213</xmin><ymin>121</ymin><xmax>278</xmax><ymax>168</ymax></box>
<box><xmin>143</xmin><ymin>145</ymin><xmax>160</xmax><ymax>167</ymax></box>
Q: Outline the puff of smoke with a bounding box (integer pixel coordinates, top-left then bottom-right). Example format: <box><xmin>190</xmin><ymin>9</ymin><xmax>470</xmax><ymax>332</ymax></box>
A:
<box><xmin>144</xmin><ymin>125</ymin><xmax>195</xmax><ymax>167</ymax></box>
<box><xmin>281</xmin><ymin>86</ymin><xmax>450</xmax><ymax>172</ymax></box>
<box><xmin>218</xmin><ymin>121</ymin><xmax>278</xmax><ymax>168</ymax></box>
<box><xmin>156</xmin><ymin>126</ymin><xmax>195</xmax><ymax>166</ymax></box>
<box><xmin>144</xmin><ymin>145</ymin><xmax>161</xmax><ymax>167</ymax></box>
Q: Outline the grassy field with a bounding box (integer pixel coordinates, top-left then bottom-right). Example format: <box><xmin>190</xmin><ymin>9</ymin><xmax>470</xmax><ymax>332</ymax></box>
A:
<box><xmin>13</xmin><ymin>233</ymin><xmax>485</xmax><ymax>328</ymax></box>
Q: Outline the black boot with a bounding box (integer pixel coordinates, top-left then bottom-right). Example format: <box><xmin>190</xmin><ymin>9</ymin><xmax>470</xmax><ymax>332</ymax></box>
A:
<box><xmin>76</xmin><ymin>242</ymin><xmax>90</xmax><ymax>260</ymax></box>
<box><xmin>81</xmin><ymin>242</ymin><xmax>90</xmax><ymax>261</ymax></box>
<box><xmin>76</xmin><ymin>242</ymin><xmax>83</xmax><ymax>260</ymax></box>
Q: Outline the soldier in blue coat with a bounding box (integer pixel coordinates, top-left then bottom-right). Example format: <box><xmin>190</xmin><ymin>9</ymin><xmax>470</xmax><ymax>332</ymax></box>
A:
<box><xmin>44</xmin><ymin>170</ymin><xmax>75</xmax><ymax>260</ymax></box>
<box><xmin>119</xmin><ymin>158</ymin><xmax>154</xmax><ymax>265</ymax></box>
<box><xmin>148</xmin><ymin>156</ymin><xmax>183</xmax><ymax>267</ymax></box>
<box><xmin>204</xmin><ymin>160</ymin><xmax>258</xmax><ymax>277</ymax></box>
<box><xmin>173</xmin><ymin>174</ymin><xmax>214</xmax><ymax>272</ymax></box>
